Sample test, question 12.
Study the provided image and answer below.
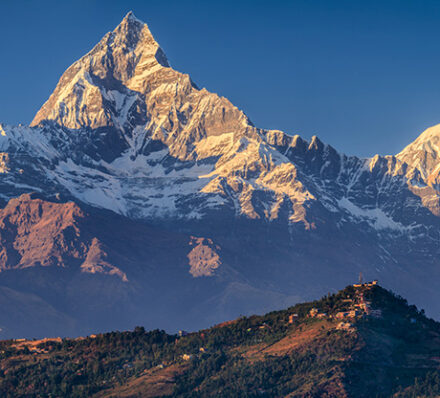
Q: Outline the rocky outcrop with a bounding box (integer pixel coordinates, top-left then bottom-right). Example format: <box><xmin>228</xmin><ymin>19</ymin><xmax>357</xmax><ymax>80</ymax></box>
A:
<box><xmin>187</xmin><ymin>237</ymin><xmax>221</xmax><ymax>277</ymax></box>
<box><xmin>0</xmin><ymin>193</ymin><xmax>127</xmax><ymax>281</ymax></box>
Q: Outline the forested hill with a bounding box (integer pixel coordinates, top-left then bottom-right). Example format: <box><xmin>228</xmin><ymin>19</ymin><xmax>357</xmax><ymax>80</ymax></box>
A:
<box><xmin>1</xmin><ymin>284</ymin><xmax>440</xmax><ymax>397</ymax></box>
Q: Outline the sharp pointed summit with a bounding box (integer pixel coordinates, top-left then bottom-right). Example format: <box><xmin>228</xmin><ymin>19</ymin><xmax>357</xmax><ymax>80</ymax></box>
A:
<box><xmin>118</xmin><ymin>10</ymin><xmax>145</xmax><ymax>33</ymax></box>
<box><xmin>119</xmin><ymin>11</ymin><xmax>152</xmax><ymax>34</ymax></box>
<box><xmin>29</xmin><ymin>11</ymin><xmax>253</xmax><ymax>164</ymax></box>
<box><xmin>123</xmin><ymin>10</ymin><xmax>143</xmax><ymax>23</ymax></box>
<box><xmin>110</xmin><ymin>10</ymin><xmax>170</xmax><ymax>68</ymax></box>
<box><xmin>30</xmin><ymin>12</ymin><xmax>170</xmax><ymax>129</ymax></box>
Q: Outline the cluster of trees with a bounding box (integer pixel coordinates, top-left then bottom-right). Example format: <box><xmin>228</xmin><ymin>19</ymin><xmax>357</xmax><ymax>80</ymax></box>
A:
<box><xmin>0</xmin><ymin>328</ymin><xmax>174</xmax><ymax>397</ymax></box>
<box><xmin>172</xmin><ymin>333</ymin><xmax>358</xmax><ymax>397</ymax></box>
<box><xmin>0</xmin><ymin>285</ymin><xmax>439</xmax><ymax>397</ymax></box>
<box><xmin>173</xmin><ymin>351</ymin><xmax>337</xmax><ymax>397</ymax></box>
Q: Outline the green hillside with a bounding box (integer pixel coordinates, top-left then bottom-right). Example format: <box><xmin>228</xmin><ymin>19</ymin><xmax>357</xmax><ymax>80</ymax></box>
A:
<box><xmin>1</xmin><ymin>284</ymin><xmax>440</xmax><ymax>397</ymax></box>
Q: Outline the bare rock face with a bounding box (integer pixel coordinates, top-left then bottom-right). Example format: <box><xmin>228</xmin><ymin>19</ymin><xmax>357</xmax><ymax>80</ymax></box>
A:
<box><xmin>187</xmin><ymin>237</ymin><xmax>221</xmax><ymax>277</ymax></box>
<box><xmin>0</xmin><ymin>194</ymin><xmax>127</xmax><ymax>281</ymax></box>
<box><xmin>0</xmin><ymin>153</ymin><xmax>9</xmax><ymax>173</ymax></box>
<box><xmin>80</xmin><ymin>238</ymin><xmax>128</xmax><ymax>282</ymax></box>
<box><xmin>0</xmin><ymin>194</ymin><xmax>86</xmax><ymax>270</ymax></box>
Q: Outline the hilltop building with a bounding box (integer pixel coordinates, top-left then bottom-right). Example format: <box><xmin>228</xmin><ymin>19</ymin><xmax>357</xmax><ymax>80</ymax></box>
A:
<box><xmin>309</xmin><ymin>308</ymin><xmax>319</xmax><ymax>317</ymax></box>
<box><xmin>288</xmin><ymin>314</ymin><xmax>299</xmax><ymax>324</ymax></box>
<box><xmin>353</xmin><ymin>279</ymin><xmax>378</xmax><ymax>288</ymax></box>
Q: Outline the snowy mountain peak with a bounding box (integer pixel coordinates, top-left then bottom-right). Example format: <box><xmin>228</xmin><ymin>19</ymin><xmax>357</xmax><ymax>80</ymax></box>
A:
<box><xmin>10</xmin><ymin>12</ymin><xmax>440</xmax><ymax>232</ymax></box>
<box><xmin>118</xmin><ymin>10</ymin><xmax>145</xmax><ymax>32</ymax></box>
<box><xmin>28</xmin><ymin>11</ymin><xmax>255</xmax><ymax>169</ymax></box>
<box><xmin>112</xmin><ymin>11</ymin><xmax>169</xmax><ymax>67</ymax></box>
<box><xmin>30</xmin><ymin>13</ymin><xmax>169</xmax><ymax>129</ymax></box>
<box><xmin>397</xmin><ymin>123</ymin><xmax>440</xmax><ymax>180</ymax></box>
<box><xmin>119</xmin><ymin>11</ymin><xmax>153</xmax><ymax>37</ymax></box>
<box><xmin>123</xmin><ymin>11</ymin><xmax>143</xmax><ymax>24</ymax></box>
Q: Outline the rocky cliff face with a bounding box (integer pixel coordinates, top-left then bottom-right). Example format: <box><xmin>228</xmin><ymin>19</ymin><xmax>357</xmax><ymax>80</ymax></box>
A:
<box><xmin>0</xmin><ymin>12</ymin><xmax>440</xmax><ymax>338</ymax></box>
<box><xmin>0</xmin><ymin>193</ymin><xmax>128</xmax><ymax>281</ymax></box>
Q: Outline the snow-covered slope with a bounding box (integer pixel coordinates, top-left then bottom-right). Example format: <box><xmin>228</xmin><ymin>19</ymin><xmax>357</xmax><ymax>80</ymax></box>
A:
<box><xmin>1</xmin><ymin>12</ymin><xmax>437</xmax><ymax>232</ymax></box>
<box><xmin>396</xmin><ymin>124</ymin><xmax>440</xmax><ymax>215</ymax></box>
<box><xmin>397</xmin><ymin>123</ymin><xmax>440</xmax><ymax>180</ymax></box>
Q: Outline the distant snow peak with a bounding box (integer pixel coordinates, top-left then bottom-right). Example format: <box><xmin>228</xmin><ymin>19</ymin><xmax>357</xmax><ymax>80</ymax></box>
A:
<box><xmin>397</xmin><ymin>123</ymin><xmax>440</xmax><ymax>179</ymax></box>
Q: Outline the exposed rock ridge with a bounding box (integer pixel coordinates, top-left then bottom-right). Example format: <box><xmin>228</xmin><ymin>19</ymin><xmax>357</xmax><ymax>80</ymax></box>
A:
<box><xmin>0</xmin><ymin>193</ymin><xmax>127</xmax><ymax>281</ymax></box>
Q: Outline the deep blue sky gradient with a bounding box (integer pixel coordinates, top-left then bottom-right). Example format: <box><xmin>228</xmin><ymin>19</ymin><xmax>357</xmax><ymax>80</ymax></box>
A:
<box><xmin>1</xmin><ymin>0</ymin><xmax>440</xmax><ymax>156</ymax></box>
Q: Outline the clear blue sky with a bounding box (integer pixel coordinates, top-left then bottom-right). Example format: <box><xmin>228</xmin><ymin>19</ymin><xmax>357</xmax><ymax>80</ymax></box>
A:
<box><xmin>1</xmin><ymin>0</ymin><xmax>440</xmax><ymax>157</ymax></box>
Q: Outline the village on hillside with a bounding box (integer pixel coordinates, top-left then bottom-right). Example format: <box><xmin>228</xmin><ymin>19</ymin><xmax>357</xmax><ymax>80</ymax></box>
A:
<box><xmin>7</xmin><ymin>279</ymin><xmax>384</xmax><ymax>363</ymax></box>
<box><xmin>288</xmin><ymin>280</ymin><xmax>383</xmax><ymax>332</ymax></box>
